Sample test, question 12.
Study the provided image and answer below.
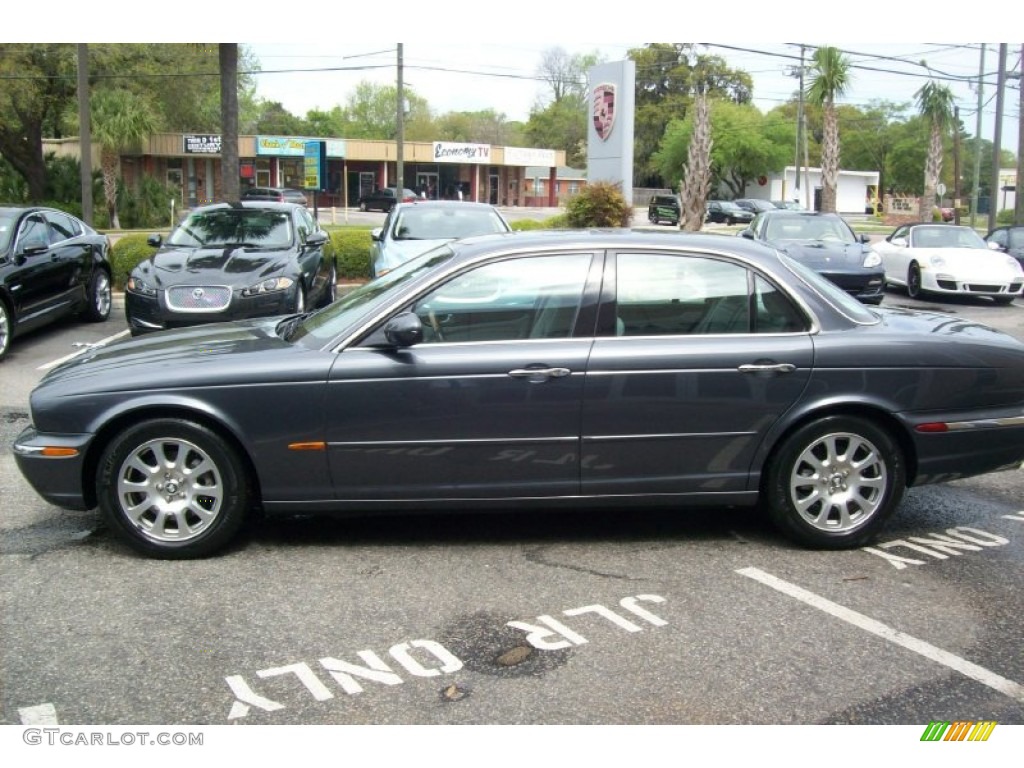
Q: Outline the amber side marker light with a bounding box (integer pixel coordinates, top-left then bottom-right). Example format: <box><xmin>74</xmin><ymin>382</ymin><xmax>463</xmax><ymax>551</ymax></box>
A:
<box><xmin>288</xmin><ymin>442</ymin><xmax>327</xmax><ymax>451</ymax></box>
<box><xmin>41</xmin><ymin>447</ymin><xmax>80</xmax><ymax>457</ymax></box>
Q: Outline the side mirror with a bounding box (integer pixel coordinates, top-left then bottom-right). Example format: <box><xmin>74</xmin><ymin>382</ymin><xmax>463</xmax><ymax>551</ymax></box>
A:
<box><xmin>383</xmin><ymin>311</ymin><xmax>424</xmax><ymax>348</ymax></box>
<box><xmin>147</xmin><ymin>233</ymin><xmax>163</xmax><ymax>247</ymax></box>
<box><xmin>305</xmin><ymin>230</ymin><xmax>328</xmax><ymax>247</ymax></box>
<box><xmin>988</xmin><ymin>241</ymin><xmax>1005</xmax><ymax>252</ymax></box>
<box><xmin>891</xmin><ymin>237</ymin><xmax>908</xmax><ymax>248</ymax></box>
<box><xmin>370</xmin><ymin>228</ymin><xmax>383</xmax><ymax>242</ymax></box>
<box><xmin>738</xmin><ymin>229</ymin><xmax>754</xmax><ymax>240</ymax></box>
<box><xmin>859</xmin><ymin>234</ymin><xmax>871</xmax><ymax>244</ymax></box>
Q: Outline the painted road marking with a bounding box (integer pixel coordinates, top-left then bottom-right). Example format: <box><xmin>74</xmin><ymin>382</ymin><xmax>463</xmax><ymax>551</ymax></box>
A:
<box><xmin>19</xmin><ymin>703</ymin><xmax>59</xmax><ymax>724</ymax></box>
<box><xmin>861</xmin><ymin>526</ymin><xmax>1010</xmax><ymax>569</ymax></box>
<box><xmin>37</xmin><ymin>329</ymin><xmax>130</xmax><ymax>371</ymax></box>
<box><xmin>737</xmin><ymin>567</ymin><xmax>1024</xmax><ymax>704</ymax></box>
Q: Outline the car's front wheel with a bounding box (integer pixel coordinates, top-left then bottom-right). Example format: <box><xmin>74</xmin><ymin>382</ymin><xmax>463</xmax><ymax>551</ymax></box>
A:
<box><xmin>81</xmin><ymin>269</ymin><xmax>112</xmax><ymax>322</ymax></box>
<box><xmin>96</xmin><ymin>419</ymin><xmax>252</xmax><ymax>558</ymax></box>
<box><xmin>0</xmin><ymin>299</ymin><xmax>11</xmax><ymax>361</ymax></box>
<box><xmin>320</xmin><ymin>263</ymin><xmax>337</xmax><ymax>307</ymax></box>
<box><xmin>907</xmin><ymin>263</ymin><xmax>924</xmax><ymax>299</ymax></box>
<box><xmin>763</xmin><ymin>415</ymin><xmax>905</xmax><ymax>549</ymax></box>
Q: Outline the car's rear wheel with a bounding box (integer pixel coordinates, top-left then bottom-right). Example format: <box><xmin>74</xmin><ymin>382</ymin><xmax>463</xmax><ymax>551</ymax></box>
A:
<box><xmin>320</xmin><ymin>264</ymin><xmax>337</xmax><ymax>307</ymax></box>
<box><xmin>96</xmin><ymin>419</ymin><xmax>251</xmax><ymax>559</ymax></box>
<box><xmin>907</xmin><ymin>263</ymin><xmax>924</xmax><ymax>299</ymax></box>
<box><xmin>0</xmin><ymin>299</ymin><xmax>11</xmax><ymax>361</ymax></box>
<box><xmin>763</xmin><ymin>415</ymin><xmax>905</xmax><ymax>549</ymax></box>
<box><xmin>81</xmin><ymin>269</ymin><xmax>112</xmax><ymax>322</ymax></box>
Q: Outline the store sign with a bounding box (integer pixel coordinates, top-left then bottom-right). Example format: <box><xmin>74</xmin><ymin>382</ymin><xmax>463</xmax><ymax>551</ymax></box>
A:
<box><xmin>503</xmin><ymin>147</ymin><xmax>556</xmax><ymax>167</ymax></box>
<box><xmin>257</xmin><ymin>136</ymin><xmax>346</xmax><ymax>158</ymax></box>
<box><xmin>433</xmin><ymin>142</ymin><xmax>491</xmax><ymax>164</ymax></box>
<box><xmin>304</xmin><ymin>141</ymin><xmax>327</xmax><ymax>191</ymax></box>
<box><xmin>183</xmin><ymin>134</ymin><xmax>222</xmax><ymax>154</ymax></box>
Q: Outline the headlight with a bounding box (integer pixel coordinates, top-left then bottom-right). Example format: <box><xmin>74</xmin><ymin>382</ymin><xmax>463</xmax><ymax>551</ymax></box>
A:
<box><xmin>862</xmin><ymin>251</ymin><xmax>882</xmax><ymax>268</ymax></box>
<box><xmin>242</xmin><ymin>277</ymin><xmax>295</xmax><ymax>296</ymax></box>
<box><xmin>126</xmin><ymin>276</ymin><xmax>157</xmax><ymax>297</ymax></box>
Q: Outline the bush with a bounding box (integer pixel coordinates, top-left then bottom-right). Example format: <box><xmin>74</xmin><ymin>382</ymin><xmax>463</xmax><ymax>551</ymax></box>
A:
<box><xmin>329</xmin><ymin>228</ymin><xmax>374</xmax><ymax>279</ymax></box>
<box><xmin>117</xmin><ymin>177</ymin><xmax>177</xmax><ymax>230</ymax></box>
<box><xmin>563</xmin><ymin>181</ymin><xmax>632</xmax><ymax>228</ymax></box>
<box><xmin>996</xmin><ymin>208</ymin><xmax>1017</xmax><ymax>226</ymax></box>
<box><xmin>110</xmin><ymin>234</ymin><xmax>158</xmax><ymax>290</ymax></box>
<box><xmin>510</xmin><ymin>218</ymin><xmax>544</xmax><ymax>231</ymax></box>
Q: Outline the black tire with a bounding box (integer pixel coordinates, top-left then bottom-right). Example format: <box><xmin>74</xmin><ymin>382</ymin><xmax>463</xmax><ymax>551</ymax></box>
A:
<box><xmin>763</xmin><ymin>415</ymin><xmax>905</xmax><ymax>549</ymax></box>
<box><xmin>907</xmin><ymin>263</ymin><xmax>924</xmax><ymax>299</ymax></box>
<box><xmin>0</xmin><ymin>298</ymin><xmax>11</xmax><ymax>362</ymax></box>
<box><xmin>96</xmin><ymin>419</ymin><xmax>251</xmax><ymax>558</ymax></box>
<box><xmin>81</xmin><ymin>268</ymin><xmax>112</xmax><ymax>322</ymax></box>
<box><xmin>993</xmin><ymin>295</ymin><xmax>1015</xmax><ymax>306</ymax></box>
<box><xmin>294</xmin><ymin>282</ymin><xmax>307</xmax><ymax>314</ymax></box>
<box><xmin>320</xmin><ymin>263</ymin><xmax>337</xmax><ymax>308</ymax></box>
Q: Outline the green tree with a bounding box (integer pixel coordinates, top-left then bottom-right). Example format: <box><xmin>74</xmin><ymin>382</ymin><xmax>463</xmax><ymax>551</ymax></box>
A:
<box><xmin>629</xmin><ymin>44</ymin><xmax>752</xmax><ymax>187</ymax></box>
<box><xmin>91</xmin><ymin>88</ymin><xmax>157</xmax><ymax>228</ymax></box>
<box><xmin>523</xmin><ymin>47</ymin><xmax>601</xmax><ymax>168</ymax></box>
<box><xmin>915</xmin><ymin>80</ymin><xmax>956</xmax><ymax>219</ymax></box>
<box><xmin>805</xmin><ymin>46</ymin><xmax>852</xmax><ymax>213</ymax></box>
<box><xmin>654</xmin><ymin>101</ymin><xmax>791</xmax><ymax>199</ymax></box>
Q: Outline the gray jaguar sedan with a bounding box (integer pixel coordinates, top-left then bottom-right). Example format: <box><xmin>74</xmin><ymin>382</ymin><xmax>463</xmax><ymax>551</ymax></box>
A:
<box><xmin>13</xmin><ymin>230</ymin><xmax>1024</xmax><ymax>559</ymax></box>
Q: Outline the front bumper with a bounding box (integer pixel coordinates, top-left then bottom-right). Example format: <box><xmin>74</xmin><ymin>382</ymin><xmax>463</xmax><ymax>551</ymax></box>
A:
<box><xmin>13</xmin><ymin>426</ymin><xmax>94</xmax><ymax>510</ymax></box>
<box><xmin>126</xmin><ymin>287</ymin><xmax>297</xmax><ymax>334</ymax></box>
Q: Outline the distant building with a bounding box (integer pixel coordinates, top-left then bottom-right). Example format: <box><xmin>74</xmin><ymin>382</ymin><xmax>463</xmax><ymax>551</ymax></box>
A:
<box><xmin>524</xmin><ymin>166</ymin><xmax>587</xmax><ymax>206</ymax></box>
<box><xmin>741</xmin><ymin>167</ymin><xmax>880</xmax><ymax>215</ymax></box>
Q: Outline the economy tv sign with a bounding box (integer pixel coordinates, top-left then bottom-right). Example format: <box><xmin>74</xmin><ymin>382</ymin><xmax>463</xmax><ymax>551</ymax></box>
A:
<box><xmin>920</xmin><ymin>720</ymin><xmax>997</xmax><ymax>742</ymax></box>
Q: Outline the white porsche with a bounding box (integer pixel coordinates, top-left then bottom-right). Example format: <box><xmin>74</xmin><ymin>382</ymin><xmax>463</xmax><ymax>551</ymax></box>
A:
<box><xmin>873</xmin><ymin>223</ymin><xmax>1024</xmax><ymax>304</ymax></box>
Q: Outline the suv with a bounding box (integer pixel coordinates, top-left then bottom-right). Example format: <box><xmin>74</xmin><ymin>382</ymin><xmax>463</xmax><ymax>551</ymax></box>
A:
<box><xmin>647</xmin><ymin>195</ymin><xmax>681</xmax><ymax>226</ymax></box>
<box><xmin>241</xmin><ymin>187</ymin><xmax>308</xmax><ymax>206</ymax></box>
<box><xmin>358</xmin><ymin>187</ymin><xmax>418</xmax><ymax>213</ymax></box>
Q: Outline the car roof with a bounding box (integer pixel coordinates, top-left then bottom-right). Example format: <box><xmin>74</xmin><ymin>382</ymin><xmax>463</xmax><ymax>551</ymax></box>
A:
<box><xmin>188</xmin><ymin>201</ymin><xmax>300</xmax><ymax>213</ymax></box>
<box><xmin>392</xmin><ymin>200</ymin><xmax>502</xmax><ymax>211</ymax></box>
<box><xmin>758</xmin><ymin>210</ymin><xmax>841</xmax><ymax>218</ymax></box>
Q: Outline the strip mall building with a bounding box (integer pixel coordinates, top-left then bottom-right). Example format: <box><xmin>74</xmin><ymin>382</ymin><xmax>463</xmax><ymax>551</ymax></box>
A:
<box><xmin>46</xmin><ymin>133</ymin><xmax>567</xmax><ymax>209</ymax></box>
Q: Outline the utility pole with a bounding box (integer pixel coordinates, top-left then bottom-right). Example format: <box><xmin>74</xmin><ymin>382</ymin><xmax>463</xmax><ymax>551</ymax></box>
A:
<box><xmin>989</xmin><ymin>44</ymin><xmax>1007</xmax><ymax>233</ymax></box>
<box><xmin>1016</xmin><ymin>44</ymin><xmax>1023</xmax><ymax>225</ymax></box>
<box><xmin>396</xmin><ymin>44</ymin><xmax>404</xmax><ymax>193</ymax></box>
<box><xmin>970</xmin><ymin>44</ymin><xmax>985</xmax><ymax>228</ymax></box>
<box><xmin>953</xmin><ymin>106</ymin><xmax>961</xmax><ymax>224</ymax></box>
<box><xmin>76</xmin><ymin>44</ymin><xmax>93</xmax><ymax>226</ymax></box>
<box><xmin>793</xmin><ymin>45</ymin><xmax>806</xmax><ymax>208</ymax></box>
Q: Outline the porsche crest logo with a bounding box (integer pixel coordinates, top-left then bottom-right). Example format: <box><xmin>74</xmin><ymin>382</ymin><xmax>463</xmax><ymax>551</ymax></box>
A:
<box><xmin>592</xmin><ymin>83</ymin><xmax>616</xmax><ymax>141</ymax></box>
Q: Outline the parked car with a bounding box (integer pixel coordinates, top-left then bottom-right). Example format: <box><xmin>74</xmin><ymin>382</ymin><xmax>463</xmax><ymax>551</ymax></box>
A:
<box><xmin>940</xmin><ymin>207</ymin><xmax>955</xmax><ymax>222</ymax></box>
<box><xmin>872</xmin><ymin>222</ymin><xmax>1024</xmax><ymax>304</ymax></box>
<box><xmin>15</xmin><ymin>230</ymin><xmax>1024</xmax><ymax>559</ymax></box>
<box><xmin>0</xmin><ymin>206</ymin><xmax>112</xmax><ymax>361</ymax></box>
<box><xmin>985</xmin><ymin>225</ymin><xmax>1024</xmax><ymax>269</ymax></box>
<box><xmin>241</xmin><ymin>187</ymin><xmax>308</xmax><ymax>206</ymax></box>
<box><xmin>125</xmin><ymin>201</ymin><xmax>337</xmax><ymax>335</ymax></box>
<box><xmin>734</xmin><ymin>198</ymin><xmax>776</xmax><ymax>215</ymax></box>
<box><xmin>739</xmin><ymin>210</ymin><xmax>885</xmax><ymax>304</ymax></box>
<box><xmin>706</xmin><ymin>201</ymin><xmax>755</xmax><ymax>225</ymax></box>
<box><xmin>370</xmin><ymin>200</ymin><xmax>511</xmax><ymax>276</ymax></box>
<box><xmin>358</xmin><ymin>187</ymin><xmax>418</xmax><ymax>212</ymax></box>
<box><xmin>647</xmin><ymin>194</ymin><xmax>681</xmax><ymax>226</ymax></box>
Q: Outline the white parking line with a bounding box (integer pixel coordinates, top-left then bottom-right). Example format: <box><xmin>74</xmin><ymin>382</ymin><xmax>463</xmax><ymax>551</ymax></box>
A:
<box><xmin>19</xmin><ymin>703</ymin><xmax>59</xmax><ymax>724</ymax></box>
<box><xmin>737</xmin><ymin>566</ymin><xmax>1024</xmax><ymax>703</ymax></box>
<box><xmin>37</xmin><ymin>330</ymin><xmax>130</xmax><ymax>371</ymax></box>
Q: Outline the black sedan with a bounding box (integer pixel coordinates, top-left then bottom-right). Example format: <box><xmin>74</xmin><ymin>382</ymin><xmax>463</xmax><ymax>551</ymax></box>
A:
<box><xmin>986</xmin><ymin>225</ymin><xmax>1024</xmax><ymax>269</ymax></box>
<box><xmin>706</xmin><ymin>201</ymin><xmax>755</xmax><ymax>225</ymax></box>
<box><xmin>357</xmin><ymin>187</ymin><xmax>418</xmax><ymax>212</ymax></box>
<box><xmin>739</xmin><ymin>210</ymin><xmax>886</xmax><ymax>304</ymax></box>
<box><xmin>14</xmin><ymin>230</ymin><xmax>1024</xmax><ymax>559</ymax></box>
<box><xmin>0</xmin><ymin>206</ymin><xmax>112</xmax><ymax>361</ymax></box>
<box><xmin>125</xmin><ymin>202</ymin><xmax>336</xmax><ymax>335</ymax></box>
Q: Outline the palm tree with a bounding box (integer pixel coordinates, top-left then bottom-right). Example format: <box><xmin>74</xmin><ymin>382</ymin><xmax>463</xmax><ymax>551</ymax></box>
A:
<box><xmin>915</xmin><ymin>81</ymin><xmax>956</xmax><ymax>221</ymax></box>
<box><xmin>219</xmin><ymin>44</ymin><xmax>240</xmax><ymax>202</ymax></box>
<box><xmin>679</xmin><ymin>92</ymin><xmax>713</xmax><ymax>231</ymax></box>
<box><xmin>90</xmin><ymin>89</ymin><xmax>156</xmax><ymax>229</ymax></box>
<box><xmin>805</xmin><ymin>47</ymin><xmax>852</xmax><ymax>213</ymax></box>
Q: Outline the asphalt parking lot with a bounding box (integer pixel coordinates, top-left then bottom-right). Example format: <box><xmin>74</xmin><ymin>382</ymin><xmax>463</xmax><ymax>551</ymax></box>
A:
<box><xmin>1</xmin><ymin>258</ymin><xmax>1022</xmax><ymax>762</ymax></box>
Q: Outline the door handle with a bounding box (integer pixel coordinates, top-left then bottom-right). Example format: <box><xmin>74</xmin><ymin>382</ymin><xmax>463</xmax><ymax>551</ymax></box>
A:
<box><xmin>738</xmin><ymin>363</ymin><xmax>797</xmax><ymax>375</ymax></box>
<box><xmin>508</xmin><ymin>367</ymin><xmax>571</xmax><ymax>382</ymax></box>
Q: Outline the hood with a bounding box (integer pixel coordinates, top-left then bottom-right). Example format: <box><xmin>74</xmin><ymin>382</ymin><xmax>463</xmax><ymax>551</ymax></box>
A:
<box><xmin>134</xmin><ymin>245</ymin><xmax>292</xmax><ymax>288</ymax></box>
<box><xmin>908</xmin><ymin>247</ymin><xmax>1022</xmax><ymax>280</ymax></box>
<box><xmin>773</xmin><ymin>240</ymin><xmax>871</xmax><ymax>270</ymax></box>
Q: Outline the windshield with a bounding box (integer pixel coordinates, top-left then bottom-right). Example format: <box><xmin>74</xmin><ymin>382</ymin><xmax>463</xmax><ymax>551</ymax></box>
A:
<box><xmin>765</xmin><ymin>216</ymin><xmax>855</xmax><ymax>244</ymax></box>
<box><xmin>391</xmin><ymin>207</ymin><xmax>508</xmax><ymax>241</ymax></box>
<box><xmin>910</xmin><ymin>225</ymin><xmax>987</xmax><ymax>249</ymax></box>
<box><xmin>166</xmin><ymin>209</ymin><xmax>294</xmax><ymax>249</ymax></box>
<box><xmin>779</xmin><ymin>253</ymin><xmax>877</xmax><ymax>324</ymax></box>
<box><xmin>287</xmin><ymin>246</ymin><xmax>456</xmax><ymax>348</ymax></box>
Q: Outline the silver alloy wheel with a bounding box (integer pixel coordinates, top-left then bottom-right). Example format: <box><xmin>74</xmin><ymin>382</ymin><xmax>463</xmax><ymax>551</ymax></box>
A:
<box><xmin>115</xmin><ymin>437</ymin><xmax>225</xmax><ymax>544</ymax></box>
<box><xmin>0</xmin><ymin>301</ymin><xmax>10</xmax><ymax>358</ymax></box>
<box><xmin>787</xmin><ymin>431</ymin><xmax>887</xmax><ymax>533</ymax></box>
<box><xmin>94</xmin><ymin>271</ymin><xmax>112</xmax><ymax>317</ymax></box>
